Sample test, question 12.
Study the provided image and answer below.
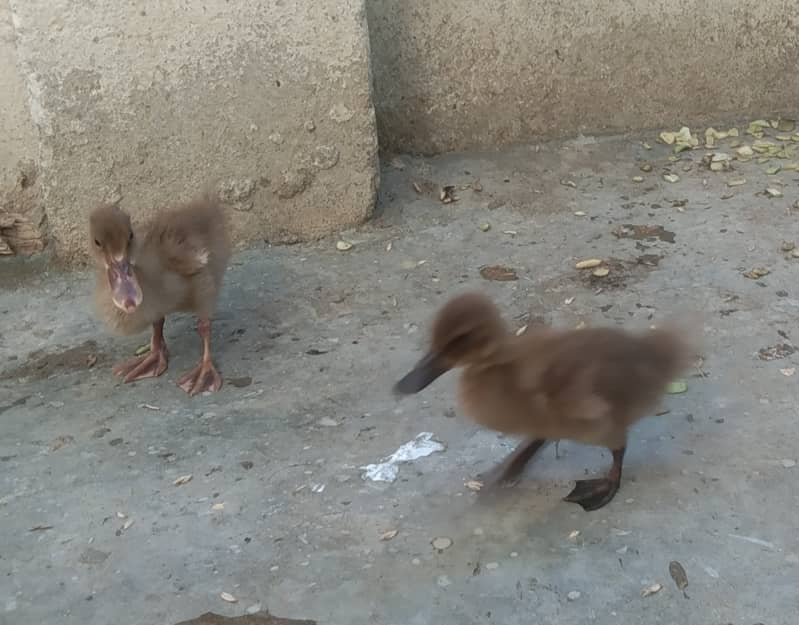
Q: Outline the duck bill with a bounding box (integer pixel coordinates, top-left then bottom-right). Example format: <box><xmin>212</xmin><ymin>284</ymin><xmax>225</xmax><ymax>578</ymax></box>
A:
<box><xmin>107</xmin><ymin>258</ymin><xmax>143</xmax><ymax>313</ymax></box>
<box><xmin>393</xmin><ymin>351</ymin><xmax>450</xmax><ymax>395</ymax></box>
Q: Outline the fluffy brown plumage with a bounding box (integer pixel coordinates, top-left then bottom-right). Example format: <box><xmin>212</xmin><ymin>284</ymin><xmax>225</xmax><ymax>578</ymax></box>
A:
<box><xmin>394</xmin><ymin>291</ymin><xmax>698</xmax><ymax>510</ymax></box>
<box><xmin>89</xmin><ymin>196</ymin><xmax>231</xmax><ymax>395</ymax></box>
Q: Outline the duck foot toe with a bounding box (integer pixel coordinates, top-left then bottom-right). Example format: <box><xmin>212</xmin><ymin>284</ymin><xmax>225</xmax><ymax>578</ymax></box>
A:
<box><xmin>112</xmin><ymin>347</ymin><xmax>169</xmax><ymax>383</ymax></box>
<box><xmin>178</xmin><ymin>361</ymin><xmax>222</xmax><ymax>396</ymax></box>
<box><xmin>563</xmin><ymin>477</ymin><xmax>620</xmax><ymax>511</ymax></box>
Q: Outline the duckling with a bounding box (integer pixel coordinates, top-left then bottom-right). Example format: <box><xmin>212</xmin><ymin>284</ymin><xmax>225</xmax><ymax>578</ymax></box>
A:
<box><xmin>394</xmin><ymin>292</ymin><xmax>697</xmax><ymax>511</ymax></box>
<box><xmin>89</xmin><ymin>196</ymin><xmax>231</xmax><ymax>395</ymax></box>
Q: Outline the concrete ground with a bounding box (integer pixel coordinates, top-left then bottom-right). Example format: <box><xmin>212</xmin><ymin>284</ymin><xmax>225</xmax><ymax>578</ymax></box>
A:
<box><xmin>1</xmin><ymin>129</ymin><xmax>798</xmax><ymax>625</ymax></box>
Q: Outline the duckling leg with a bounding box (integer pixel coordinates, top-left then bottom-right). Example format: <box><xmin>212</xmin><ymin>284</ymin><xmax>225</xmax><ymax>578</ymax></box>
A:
<box><xmin>112</xmin><ymin>318</ymin><xmax>169</xmax><ymax>382</ymax></box>
<box><xmin>563</xmin><ymin>446</ymin><xmax>626</xmax><ymax>511</ymax></box>
<box><xmin>178</xmin><ymin>317</ymin><xmax>222</xmax><ymax>396</ymax></box>
<box><xmin>480</xmin><ymin>438</ymin><xmax>547</xmax><ymax>487</ymax></box>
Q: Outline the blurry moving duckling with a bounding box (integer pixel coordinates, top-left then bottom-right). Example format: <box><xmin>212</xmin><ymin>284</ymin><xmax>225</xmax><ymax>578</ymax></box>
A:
<box><xmin>394</xmin><ymin>292</ymin><xmax>697</xmax><ymax>511</ymax></box>
<box><xmin>89</xmin><ymin>195</ymin><xmax>231</xmax><ymax>395</ymax></box>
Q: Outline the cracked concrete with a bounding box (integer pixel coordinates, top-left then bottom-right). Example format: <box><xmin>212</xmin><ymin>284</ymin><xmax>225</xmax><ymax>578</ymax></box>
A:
<box><xmin>1</xmin><ymin>132</ymin><xmax>798</xmax><ymax>625</ymax></box>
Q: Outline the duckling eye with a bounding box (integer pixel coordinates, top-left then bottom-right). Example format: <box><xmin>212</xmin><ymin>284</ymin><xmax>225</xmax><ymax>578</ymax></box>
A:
<box><xmin>94</xmin><ymin>238</ymin><xmax>101</xmax><ymax>247</ymax></box>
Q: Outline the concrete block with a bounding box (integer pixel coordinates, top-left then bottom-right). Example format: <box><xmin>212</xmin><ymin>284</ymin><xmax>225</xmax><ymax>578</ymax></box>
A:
<box><xmin>8</xmin><ymin>0</ymin><xmax>379</xmax><ymax>263</ymax></box>
<box><xmin>368</xmin><ymin>0</ymin><xmax>799</xmax><ymax>153</ymax></box>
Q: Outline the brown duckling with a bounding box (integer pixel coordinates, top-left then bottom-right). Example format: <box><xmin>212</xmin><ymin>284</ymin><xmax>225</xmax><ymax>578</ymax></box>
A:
<box><xmin>89</xmin><ymin>196</ymin><xmax>231</xmax><ymax>395</ymax></box>
<box><xmin>394</xmin><ymin>292</ymin><xmax>697</xmax><ymax>511</ymax></box>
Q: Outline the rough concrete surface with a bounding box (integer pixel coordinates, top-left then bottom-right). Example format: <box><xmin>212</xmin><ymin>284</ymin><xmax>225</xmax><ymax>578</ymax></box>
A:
<box><xmin>7</xmin><ymin>0</ymin><xmax>378</xmax><ymax>263</ymax></box>
<box><xmin>0</xmin><ymin>4</ymin><xmax>45</xmax><ymax>257</ymax></box>
<box><xmin>368</xmin><ymin>0</ymin><xmax>799</xmax><ymax>153</ymax></box>
<box><xmin>2</xmin><ymin>129</ymin><xmax>798</xmax><ymax>625</ymax></box>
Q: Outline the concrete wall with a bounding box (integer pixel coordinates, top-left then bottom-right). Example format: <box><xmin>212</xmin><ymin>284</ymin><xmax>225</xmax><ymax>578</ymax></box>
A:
<box><xmin>4</xmin><ymin>0</ymin><xmax>378</xmax><ymax>264</ymax></box>
<box><xmin>0</xmin><ymin>3</ymin><xmax>45</xmax><ymax>256</ymax></box>
<box><xmin>368</xmin><ymin>0</ymin><xmax>799</xmax><ymax>154</ymax></box>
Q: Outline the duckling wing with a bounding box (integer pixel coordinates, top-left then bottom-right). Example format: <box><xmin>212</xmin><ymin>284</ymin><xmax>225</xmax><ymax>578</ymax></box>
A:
<box><xmin>147</xmin><ymin>198</ymin><xmax>227</xmax><ymax>278</ymax></box>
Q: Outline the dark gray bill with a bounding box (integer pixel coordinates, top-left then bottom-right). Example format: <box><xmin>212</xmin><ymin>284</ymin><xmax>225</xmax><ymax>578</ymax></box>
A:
<box><xmin>393</xmin><ymin>351</ymin><xmax>450</xmax><ymax>395</ymax></box>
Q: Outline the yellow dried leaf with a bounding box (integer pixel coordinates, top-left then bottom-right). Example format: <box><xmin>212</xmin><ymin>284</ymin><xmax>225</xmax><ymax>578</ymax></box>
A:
<box><xmin>659</xmin><ymin>131</ymin><xmax>677</xmax><ymax>145</ymax></box>
<box><xmin>727</xmin><ymin>178</ymin><xmax>746</xmax><ymax>187</ymax></box>
<box><xmin>632</xmin><ymin>176</ymin><xmax>644</xmax><ymax>183</ymax></box>
<box><xmin>575</xmin><ymin>259</ymin><xmax>603</xmax><ymax>269</ymax></box>
<box><xmin>663</xmin><ymin>174</ymin><xmax>680</xmax><ymax>183</ymax></box>
<box><xmin>765</xmin><ymin>187</ymin><xmax>783</xmax><ymax>198</ymax></box>
<box><xmin>641</xmin><ymin>583</ymin><xmax>663</xmax><ymax>597</ymax></box>
<box><xmin>592</xmin><ymin>267</ymin><xmax>610</xmax><ymax>277</ymax></box>
<box><xmin>336</xmin><ymin>240</ymin><xmax>353</xmax><ymax>251</ymax></box>
<box><xmin>220</xmin><ymin>592</ymin><xmax>238</xmax><ymax>603</ymax></box>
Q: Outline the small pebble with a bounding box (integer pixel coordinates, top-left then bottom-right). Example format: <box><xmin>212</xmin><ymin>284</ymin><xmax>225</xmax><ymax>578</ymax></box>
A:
<box><xmin>567</xmin><ymin>591</ymin><xmax>581</xmax><ymax>601</ymax></box>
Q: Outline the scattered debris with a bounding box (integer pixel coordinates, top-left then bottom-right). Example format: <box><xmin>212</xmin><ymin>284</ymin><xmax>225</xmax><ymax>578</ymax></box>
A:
<box><xmin>567</xmin><ymin>591</ymin><xmax>581</xmax><ymax>601</ymax></box>
<box><xmin>479</xmin><ymin>222</ymin><xmax>491</xmax><ymax>232</ymax></box>
<box><xmin>29</xmin><ymin>524</ymin><xmax>53</xmax><ymax>532</ymax></box>
<box><xmin>317</xmin><ymin>417</ymin><xmax>339</xmax><ymax>427</ymax></box>
<box><xmin>515</xmin><ymin>325</ymin><xmax>528</xmax><ymax>336</ymax></box>
<box><xmin>665</xmin><ymin>380</ymin><xmax>687</xmax><ymax>394</ymax></box>
<box><xmin>220</xmin><ymin>592</ymin><xmax>238</xmax><ymax>603</ymax></box>
<box><xmin>780</xmin><ymin>368</ymin><xmax>796</xmax><ymax>377</ymax></box>
<box><xmin>757</xmin><ymin>343</ymin><xmax>795</xmax><ymax>361</ymax></box>
<box><xmin>560</xmin><ymin>179</ymin><xmax>577</xmax><ymax>188</ymax></box>
<box><xmin>49</xmin><ymin>435</ymin><xmax>74</xmax><ymax>452</ymax></box>
<box><xmin>592</xmin><ymin>267</ymin><xmax>609</xmax><ymax>277</ymax></box>
<box><xmin>173</xmin><ymin>474</ymin><xmax>193</xmax><ymax>486</ymax></box>
<box><xmin>640</xmin><ymin>163</ymin><xmax>653</xmax><ymax>172</ymax></box>
<box><xmin>412</xmin><ymin>182</ymin><xmax>422</xmax><ymax>194</ymax></box>
<box><xmin>728</xmin><ymin>534</ymin><xmax>775</xmax><ymax>550</ymax></box>
<box><xmin>431</xmin><ymin>536</ymin><xmax>453</xmax><ymax>551</ymax></box>
<box><xmin>439</xmin><ymin>185</ymin><xmax>458</xmax><ymax>203</ymax></box>
<box><xmin>360</xmin><ymin>432</ymin><xmax>445</xmax><ymax>482</ymax></box>
<box><xmin>743</xmin><ymin>267</ymin><xmax>770</xmax><ymax>279</ymax></box>
<box><xmin>479</xmin><ymin>265</ymin><xmax>518</xmax><ymax>281</ymax></box>
<box><xmin>228</xmin><ymin>376</ymin><xmax>253</xmax><ymax>388</ymax></box>
<box><xmin>781</xmin><ymin>241</ymin><xmax>795</xmax><ymax>252</ymax></box>
<box><xmin>568</xmin><ymin>530</ymin><xmax>581</xmax><ymax>540</ymax></box>
<box><xmin>641</xmin><ymin>583</ymin><xmax>663</xmax><ymax>597</ymax></box>
<box><xmin>612</xmin><ymin>224</ymin><xmax>675</xmax><ymax>243</ymax></box>
<box><xmin>86</xmin><ymin>353</ymin><xmax>98</xmax><ymax>368</ymax></box>
<box><xmin>140</xmin><ymin>403</ymin><xmax>160</xmax><ymax>411</ymax></box>
<box><xmin>485</xmin><ymin>562</ymin><xmax>499</xmax><ymax>571</ymax></box>
<box><xmin>632</xmin><ymin>176</ymin><xmax>644</xmax><ymax>183</ymax></box>
<box><xmin>669</xmin><ymin>561</ymin><xmax>689</xmax><ymax>594</ymax></box>
<box><xmin>765</xmin><ymin>187</ymin><xmax>783</xmax><ymax>198</ymax></box>
<box><xmin>781</xmin><ymin>459</ymin><xmax>796</xmax><ymax>468</ymax></box>
<box><xmin>703</xmin><ymin>152</ymin><xmax>732</xmax><ymax>171</ymax></box>
<box><xmin>380</xmin><ymin>530</ymin><xmax>398</xmax><ymax>541</ymax></box>
<box><xmin>575</xmin><ymin>259</ymin><xmax>603</xmax><ymax>270</ymax></box>
<box><xmin>663</xmin><ymin>174</ymin><xmax>680</xmax><ymax>183</ymax></box>
<box><xmin>727</xmin><ymin>178</ymin><xmax>747</xmax><ymax>187</ymax></box>
<box><xmin>464</xmin><ymin>480</ymin><xmax>484</xmax><ymax>491</ymax></box>
<box><xmin>212</xmin><ymin>503</ymin><xmax>225</xmax><ymax>511</ymax></box>
<box><xmin>335</xmin><ymin>240</ymin><xmax>353</xmax><ymax>251</ymax></box>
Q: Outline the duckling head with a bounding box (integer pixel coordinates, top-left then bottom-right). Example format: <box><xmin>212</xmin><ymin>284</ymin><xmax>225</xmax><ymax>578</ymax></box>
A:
<box><xmin>394</xmin><ymin>292</ymin><xmax>507</xmax><ymax>395</ymax></box>
<box><xmin>89</xmin><ymin>204</ymin><xmax>143</xmax><ymax>314</ymax></box>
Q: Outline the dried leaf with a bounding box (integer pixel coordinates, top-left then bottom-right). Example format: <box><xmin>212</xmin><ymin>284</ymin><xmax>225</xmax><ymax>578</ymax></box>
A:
<box><xmin>641</xmin><ymin>583</ymin><xmax>663</xmax><ymax>597</ymax></box>
<box><xmin>380</xmin><ymin>529</ymin><xmax>399</xmax><ymax>541</ymax></box>
<box><xmin>560</xmin><ymin>179</ymin><xmax>577</xmax><ymax>188</ymax></box>
<box><xmin>134</xmin><ymin>344</ymin><xmax>151</xmax><ymax>356</ymax></box>
<box><xmin>781</xmin><ymin>241</ymin><xmax>795</xmax><ymax>252</ymax></box>
<box><xmin>659</xmin><ymin>131</ymin><xmax>676</xmax><ymax>145</ymax></box>
<box><xmin>665</xmin><ymin>380</ymin><xmax>687</xmax><ymax>394</ymax></box>
<box><xmin>439</xmin><ymin>185</ymin><xmax>458</xmax><ymax>203</ymax></box>
<box><xmin>464</xmin><ymin>479</ymin><xmax>484</xmax><ymax>491</ymax></box>
<box><xmin>431</xmin><ymin>537</ymin><xmax>453</xmax><ymax>551</ymax></box>
<box><xmin>669</xmin><ymin>561</ymin><xmax>689</xmax><ymax>590</ymax></box>
<box><xmin>86</xmin><ymin>354</ymin><xmax>98</xmax><ymax>368</ymax></box>
<box><xmin>29</xmin><ymin>525</ymin><xmax>53</xmax><ymax>532</ymax></box>
<box><xmin>765</xmin><ymin>187</ymin><xmax>783</xmax><ymax>198</ymax></box>
<box><xmin>592</xmin><ymin>267</ymin><xmax>610</xmax><ymax>277</ymax></box>
<box><xmin>479</xmin><ymin>265</ymin><xmax>518</xmax><ymax>281</ymax></box>
<box><xmin>479</xmin><ymin>223</ymin><xmax>491</xmax><ymax>232</ymax></box>
<box><xmin>472</xmin><ymin>181</ymin><xmax>483</xmax><ymax>192</ymax></box>
<box><xmin>173</xmin><ymin>474</ymin><xmax>193</xmax><ymax>486</ymax></box>
<box><xmin>220</xmin><ymin>592</ymin><xmax>238</xmax><ymax>603</ymax></box>
<box><xmin>640</xmin><ymin>163</ymin><xmax>653</xmax><ymax>172</ymax></box>
<box><xmin>793</xmin><ymin>249</ymin><xmax>799</xmax><ymax>258</ymax></box>
<box><xmin>735</xmin><ymin>145</ymin><xmax>754</xmax><ymax>160</ymax></box>
<box><xmin>766</xmin><ymin>165</ymin><xmax>782</xmax><ymax>175</ymax></box>
<box><xmin>777</xmin><ymin>118</ymin><xmax>796</xmax><ymax>132</ymax></box>
<box><xmin>212</xmin><ymin>502</ymin><xmax>225</xmax><ymax>511</ymax></box>
<box><xmin>335</xmin><ymin>240</ymin><xmax>353</xmax><ymax>251</ymax></box>
<box><xmin>642</xmin><ymin>142</ymin><xmax>652</xmax><ymax>150</ymax></box>
<box><xmin>122</xmin><ymin>519</ymin><xmax>134</xmax><ymax>530</ymax></box>
<box><xmin>743</xmin><ymin>267</ymin><xmax>770</xmax><ymax>279</ymax></box>
<box><xmin>663</xmin><ymin>174</ymin><xmax>680</xmax><ymax>183</ymax></box>
<box><xmin>575</xmin><ymin>258</ymin><xmax>603</xmax><ymax>269</ymax></box>
<box><xmin>632</xmin><ymin>176</ymin><xmax>644</xmax><ymax>183</ymax></box>
<box><xmin>412</xmin><ymin>182</ymin><xmax>422</xmax><ymax>193</ymax></box>
<box><xmin>727</xmin><ymin>178</ymin><xmax>747</xmax><ymax>187</ymax></box>
<box><xmin>515</xmin><ymin>325</ymin><xmax>527</xmax><ymax>336</ymax></box>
